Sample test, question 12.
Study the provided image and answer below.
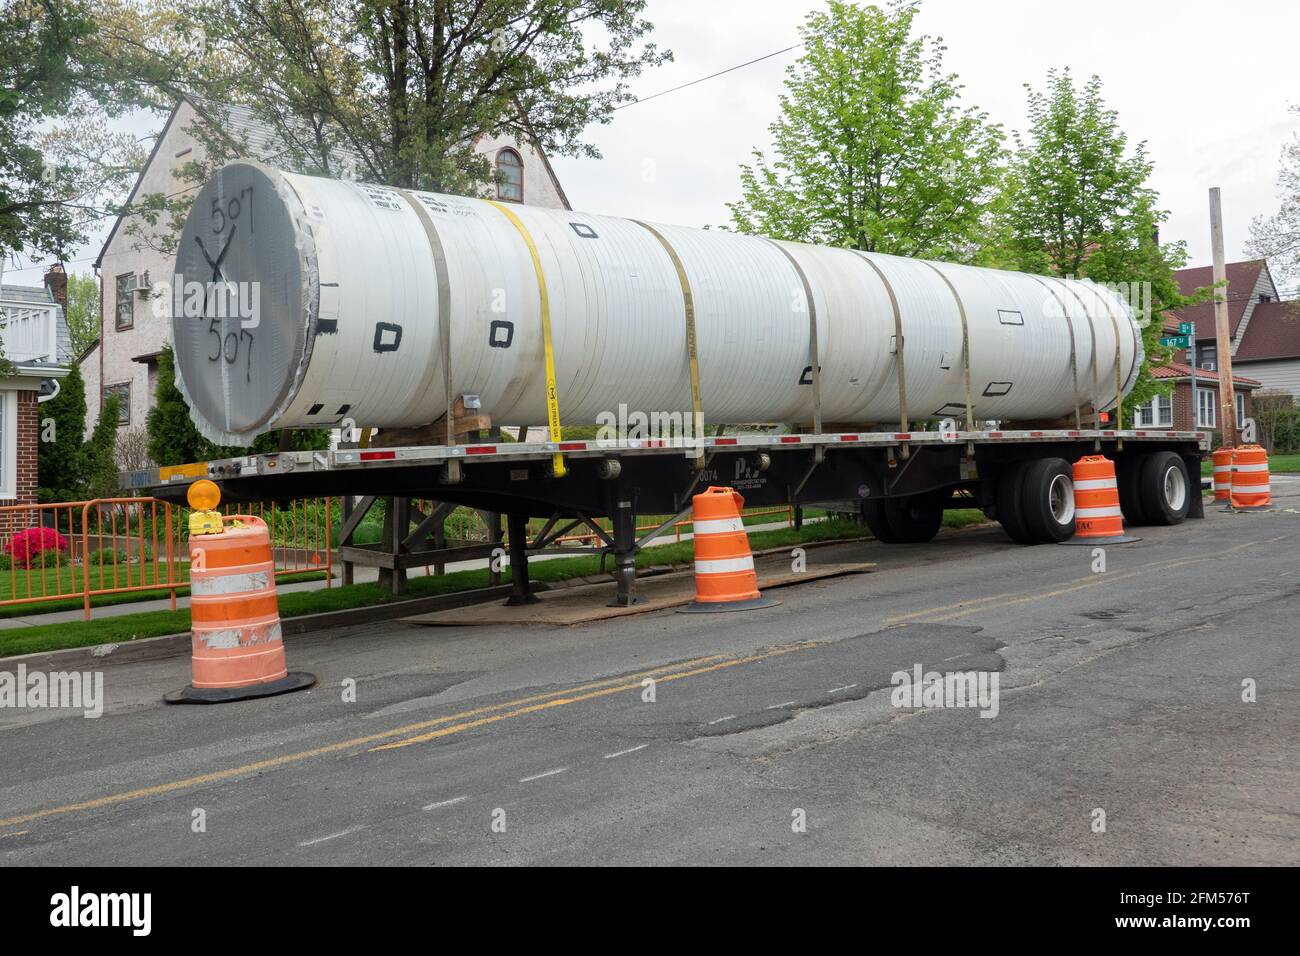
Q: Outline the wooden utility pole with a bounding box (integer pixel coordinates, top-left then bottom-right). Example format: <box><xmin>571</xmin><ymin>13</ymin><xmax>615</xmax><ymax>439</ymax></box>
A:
<box><xmin>1208</xmin><ymin>188</ymin><xmax>1238</xmax><ymax>447</ymax></box>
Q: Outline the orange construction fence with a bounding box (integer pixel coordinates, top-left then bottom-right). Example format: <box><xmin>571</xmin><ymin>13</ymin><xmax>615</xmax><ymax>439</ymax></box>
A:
<box><xmin>0</xmin><ymin>496</ymin><xmax>333</xmax><ymax>622</ymax></box>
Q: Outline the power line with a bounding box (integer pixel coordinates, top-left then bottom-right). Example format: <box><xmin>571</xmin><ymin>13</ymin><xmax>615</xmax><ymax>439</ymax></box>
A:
<box><xmin>612</xmin><ymin>0</ymin><xmax>928</xmax><ymax>111</ymax></box>
<box><xmin>613</xmin><ymin>43</ymin><xmax>803</xmax><ymax>111</ymax></box>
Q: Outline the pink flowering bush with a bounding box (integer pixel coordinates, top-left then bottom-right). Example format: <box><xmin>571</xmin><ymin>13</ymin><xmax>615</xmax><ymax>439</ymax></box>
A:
<box><xmin>6</xmin><ymin>527</ymin><xmax>70</xmax><ymax>568</ymax></box>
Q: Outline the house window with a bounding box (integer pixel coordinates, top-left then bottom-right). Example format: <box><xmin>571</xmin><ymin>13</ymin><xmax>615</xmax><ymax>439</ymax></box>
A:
<box><xmin>1198</xmin><ymin>344</ymin><xmax>1217</xmax><ymax>371</ymax></box>
<box><xmin>1135</xmin><ymin>394</ymin><xmax>1172</xmax><ymax>428</ymax></box>
<box><xmin>495</xmin><ymin>148</ymin><xmax>523</xmax><ymax>203</ymax></box>
<box><xmin>1196</xmin><ymin>387</ymin><xmax>1217</xmax><ymax>429</ymax></box>
<box><xmin>103</xmin><ymin>382</ymin><xmax>131</xmax><ymax>426</ymax></box>
<box><xmin>115</xmin><ymin>273</ymin><xmax>134</xmax><ymax>330</ymax></box>
<box><xmin>1259</xmin><ymin>293</ymin><xmax>1271</xmax><ymax>303</ymax></box>
<box><xmin>1236</xmin><ymin>392</ymin><xmax>1246</xmax><ymax>428</ymax></box>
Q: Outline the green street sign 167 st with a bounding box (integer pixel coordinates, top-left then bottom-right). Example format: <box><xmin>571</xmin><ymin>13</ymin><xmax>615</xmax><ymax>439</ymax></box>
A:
<box><xmin>1161</xmin><ymin>334</ymin><xmax>1191</xmax><ymax>348</ymax></box>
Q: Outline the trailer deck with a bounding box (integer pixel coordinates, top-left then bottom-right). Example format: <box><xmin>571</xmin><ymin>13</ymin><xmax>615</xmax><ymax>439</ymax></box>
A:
<box><xmin>127</xmin><ymin>428</ymin><xmax>1209</xmax><ymax>608</ymax></box>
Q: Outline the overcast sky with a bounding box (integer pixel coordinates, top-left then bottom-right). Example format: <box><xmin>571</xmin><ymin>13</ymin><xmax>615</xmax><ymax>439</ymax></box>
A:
<box><xmin>7</xmin><ymin>0</ymin><xmax>1298</xmax><ymax>287</ymax></box>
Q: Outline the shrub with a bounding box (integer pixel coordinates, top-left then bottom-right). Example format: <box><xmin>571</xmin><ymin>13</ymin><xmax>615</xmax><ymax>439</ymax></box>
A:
<box><xmin>7</xmin><ymin>527</ymin><xmax>70</xmax><ymax>568</ymax></box>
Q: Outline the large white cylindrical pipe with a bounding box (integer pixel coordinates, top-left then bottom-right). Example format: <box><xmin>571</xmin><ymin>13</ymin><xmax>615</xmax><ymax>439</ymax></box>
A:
<box><xmin>171</xmin><ymin>161</ymin><xmax>1143</xmax><ymax>445</ymax></box>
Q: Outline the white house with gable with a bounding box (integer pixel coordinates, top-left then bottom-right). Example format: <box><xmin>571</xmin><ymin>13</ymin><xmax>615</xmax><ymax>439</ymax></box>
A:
<box><xmin>81</xmin><ymin>98</ymin><xmax>572</xmax><ymax>442</ymax></box>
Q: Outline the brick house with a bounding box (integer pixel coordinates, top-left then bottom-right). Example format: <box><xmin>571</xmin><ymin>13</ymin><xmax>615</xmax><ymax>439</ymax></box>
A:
<box><xmin>80</xmin><ymin>98</ymin><xmax>572</xmax><ymax>442</ymax></box>
<box><xmin>0</xmin><ymin>265</ymin><xmax>75</xmax><ymax>535</ymax></box>
<box><xmin>1138</xmin><ymin>363</ymin><xmax>1260</xmax><ymax>433</ymax></box>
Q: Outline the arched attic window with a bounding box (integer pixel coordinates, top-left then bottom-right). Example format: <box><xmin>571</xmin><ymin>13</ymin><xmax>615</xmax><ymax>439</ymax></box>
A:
<box><xmin>496</xmin><ymin>148</ymin><xmax>523</xmax><ymax>203</ymax></box>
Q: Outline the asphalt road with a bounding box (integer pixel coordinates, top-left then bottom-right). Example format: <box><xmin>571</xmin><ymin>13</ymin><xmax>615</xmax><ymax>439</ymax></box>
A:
<box><xmin>2</xmin><ymin>481</ymin><xmax>1298</xmax><ymax>865</ymax></box>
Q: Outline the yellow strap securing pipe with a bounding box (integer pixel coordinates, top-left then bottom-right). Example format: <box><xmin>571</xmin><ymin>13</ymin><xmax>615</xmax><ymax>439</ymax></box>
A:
<box><xmin>486</xmin><ymin>200</ymin><xmax>566</xmax><ymax>477</ymax></box>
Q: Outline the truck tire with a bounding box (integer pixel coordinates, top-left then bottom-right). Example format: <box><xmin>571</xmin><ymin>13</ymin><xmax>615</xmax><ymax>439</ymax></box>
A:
<box><xmin>861</xmin><ymin>498</ymin><xmax>900</xmax><ymax>543</ymax></box>
<box><xmin>996</xmin><ymin>461</ymin><xmax>1035</xmax><ymax>543</ymax></box>
<box><xmin>1021</xmin><ymin>457</ymin><xmax>1077</xmax><ymax>543</ymax></box>
<box><xmin>1139</xmin><ymin>451</ymin><xmax>1191</xmax><ymax>525</ymax></box>
<box><xmin>882</xmin><ymin>491</ymin><xmax>946</xmax><ymax>543</ymax></box>
<box><xmin>1117</xmin><ymin>457</ymin><xmax>1150</xmax><ymax>526</ymax></box>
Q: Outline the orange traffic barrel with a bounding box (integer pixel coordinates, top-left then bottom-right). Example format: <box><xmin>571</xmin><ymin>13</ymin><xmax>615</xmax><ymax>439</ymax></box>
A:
<box><xmin>1230</xmin><ymin>444</ymin><xmax>1271</xmax><ymax>510</ymax></box>
<box><xmin>1068</xmin><ymin>455</ymin><xmax>1140</xmax><ymax>543</ymax></box>
<box><xmin>1212</xmin><ymin>447</ymin><xmax>1233</xmax><ymax>502</ymax></box>
<box><xmin>679</xmin><ymin>486</ymin><xmax>779</xmax><ymax>613</ymax></box>
<box><xmin>166</xmin><ymin>510</ymin><xmax>315</xmax><ymax>704</ymax></box>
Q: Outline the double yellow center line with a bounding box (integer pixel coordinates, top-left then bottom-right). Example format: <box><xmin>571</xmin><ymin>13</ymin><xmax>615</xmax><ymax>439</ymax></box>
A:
<box><xmin>0</xmin><ymin>643</ymin><xmax>818</xmax><ymax>831</ymax></box>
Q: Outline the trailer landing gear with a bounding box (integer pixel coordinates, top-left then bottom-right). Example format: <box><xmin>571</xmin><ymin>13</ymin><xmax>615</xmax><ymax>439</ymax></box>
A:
<box><xmin>504</xmin><ymin>513</ymin><xmax>540</xmax><ymax>606</ymax></box>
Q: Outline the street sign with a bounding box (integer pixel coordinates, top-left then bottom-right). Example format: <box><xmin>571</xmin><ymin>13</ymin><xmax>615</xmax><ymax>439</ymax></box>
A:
<box><xmin>1161</xmin><ymin>334</ymin><xmax>1191</xmax><ymax>348</ymax></box>
<box><xmin>1178</xmin><ymin>321</ymin><xmax>1194</xmax><ymax>335</ymax></box>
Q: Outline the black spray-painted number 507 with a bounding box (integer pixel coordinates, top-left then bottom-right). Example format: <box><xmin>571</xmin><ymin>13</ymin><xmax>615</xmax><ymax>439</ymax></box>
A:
<box><xmin>208</xmin><ymin>319</ymin><xmax>255</xmax><ymax>382</ymax></box>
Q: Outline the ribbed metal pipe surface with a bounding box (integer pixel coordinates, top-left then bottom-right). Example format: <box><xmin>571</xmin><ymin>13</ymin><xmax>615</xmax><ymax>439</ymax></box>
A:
<box><xmin>172</xmin><ymin>161</ymin><xmax>1143</xmax><ymax>445</ymax></box>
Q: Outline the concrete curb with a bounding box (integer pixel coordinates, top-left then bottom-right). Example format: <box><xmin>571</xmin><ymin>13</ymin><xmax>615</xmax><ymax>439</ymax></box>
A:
<box><xmin>1</xmin><ymin>582</ymin><xmax>534</xmax><ymax>673</ymax></box>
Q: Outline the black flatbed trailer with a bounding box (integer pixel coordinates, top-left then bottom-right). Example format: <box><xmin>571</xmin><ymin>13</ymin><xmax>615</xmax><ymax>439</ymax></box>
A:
<box><xmin>128</xmin><ymin>427</ymin><xmax>1208</xmax><ymax>607</ymax></box>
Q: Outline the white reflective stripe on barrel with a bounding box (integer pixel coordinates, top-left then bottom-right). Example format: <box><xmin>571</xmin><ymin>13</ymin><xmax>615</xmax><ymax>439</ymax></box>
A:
<box><xmin>1077</xmin><ymin>505</ymin><xmax>1123</xmax><ymax>519</ymax></box>
<box><xmin>190</xmin><ymin>570</ymin><xmax>273</xmax><ymax>596</ymax></box>
<box><xmin>1234</xmin><ymin>463</ymin><xmax>1270</xmax><ymax>473</ymax></box>
<box><xmin>694</xmin><ymin>556</ymin><xmax>756</xmax><ymax>575</ymax></box>
<box><xmin>1235</xmin><ymin>484</ymin><xmax>1270</xmax><ymax>494</ymax></box>
<box><xmin>194</xmin><ymin>620</ymin><xmax>283</xmax><ymax>650</ymax></box>
<box><xmin>1073</xmin><ymin>478</ymin><xmax>1118</xmax><ymax>491</ymax></box>
<box><xmin>693</xmin><ymin>517</ymin><xmax>744</xmax><ymax>535</ymax></box>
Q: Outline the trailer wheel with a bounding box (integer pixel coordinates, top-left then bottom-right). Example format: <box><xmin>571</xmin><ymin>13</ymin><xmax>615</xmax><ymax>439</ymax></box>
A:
<box><xmin>882</xmin><ymin>491</ymin><xmax>946</xmax><ymax>543</ymax></box>
<box><xmin>996</xmin><ymin>461</ymin><xmax>1034</xmax><ymax>543</ymax></box>
<box><xmin>1117</xmin><ymin>458</ymin><xmax>1150</xmax><ymax>526</ymax></box>
<box><xmin>861</xmin><ymin>498</ymin><xmax>900</xmax><ymax>543</ymax></box>
<box><xmin>1021</xmin><ymin>457</ymin><xmax>1077</xmax><ymax>543</ymax></box>
<box><xmin>1139</xmin><ymin>451</ymin><xmax>1191</xmax><ymax>525</ymax></box>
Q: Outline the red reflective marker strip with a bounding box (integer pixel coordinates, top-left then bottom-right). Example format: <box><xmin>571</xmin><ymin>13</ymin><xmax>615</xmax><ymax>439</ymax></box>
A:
<box><xmin>559</xmin><ymin>442</ymin><xmax>586</xmax><ymax>451</ymax></box>
<box><xmin>360</xmin><ymin>451</ymin><xmax>396</xmax><ymax>461</ymax></box>
<box><xmin>713</xmin><ymin>438</ymin><xmax>738</xmax><ymax>445</ymax></box>
<box><xmin>466</xmin><ymin>446</ymin><xmax>495</xmax><ymax>455</ymax></box>
<box><xmin>780</xmin><ymin>436</ymin><xmax>801</xmax><ymax>443</ymax></box>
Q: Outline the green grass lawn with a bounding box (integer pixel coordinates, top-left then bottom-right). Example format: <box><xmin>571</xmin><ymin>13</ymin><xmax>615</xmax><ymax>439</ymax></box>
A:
<box><xmin>0</xmin><ymin>561</ymin><xmax>327</xmax><ymax>620</ymax></box>
<box><xmin>1199</xmin><ymin>452</ymin><xmax>1300</xmax><ymax>478</ymax></box>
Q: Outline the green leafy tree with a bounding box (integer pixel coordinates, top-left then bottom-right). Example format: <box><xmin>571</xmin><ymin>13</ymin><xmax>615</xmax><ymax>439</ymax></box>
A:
<box><xmin>83</xmin><ymin>390</ymin><xmax>121</xmax><ymax>497</ymax></box>
<box><xmin>997</xmin><ymin>69</ymin><xmax>1197</xmax><ymax>413</ymax></box>
<box><xmin>36</xmin><ymin>362</ymin><xmax>88</xmax><ymax>501</ymax></box>
<box><xmin>64</xmin><ymin>271</ymin><xmax>100</xmax><ymax>355</ymax></box>
<box><xmin>0</xmin><ymin>1</ymin><xmax>148</xmax><ymax>262</ymax></box>
<box><xmin>122</xmin><ymin>0</ymin><xmax>670</xmax><ymax>251</ymax></box>
<box><xmin>146</xmin><ymin>346</ymin><xmax>209</xmax><ymax>467</ymax></box>
<box><xmin>1247</xmin><ymin>104</ymin><xmax>1300</xmax><ymax>286</ymax></box>
<box><xmin>726</xmin><ymin>0</ymin><xmax>1004</xmax><ymax>259</ymax></box>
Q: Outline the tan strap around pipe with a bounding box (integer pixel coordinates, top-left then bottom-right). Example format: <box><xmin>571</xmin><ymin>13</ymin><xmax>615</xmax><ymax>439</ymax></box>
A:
<box><xmin>766</xmin><ymin>239</ymin><xmax>823</xmax><ymax>442</ymax></box>
<box><xmin>853</xmin><ymin>252</ymin><xmax>909</xmax><ymax>432</ymax></box>
<box><xmin>919</xmin><ymin>261</ymin><xmax>975</xmax><ymax>431</ymax></box>
<box><xmin>1032</xmin><ymin>276</ymin><xmax>1082</xmax><ymax>429</ymax></box>
<box><xmin>395</xmin><ymin>189</ymin><xmax>456</xmax><ymax>445</ymax></box>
